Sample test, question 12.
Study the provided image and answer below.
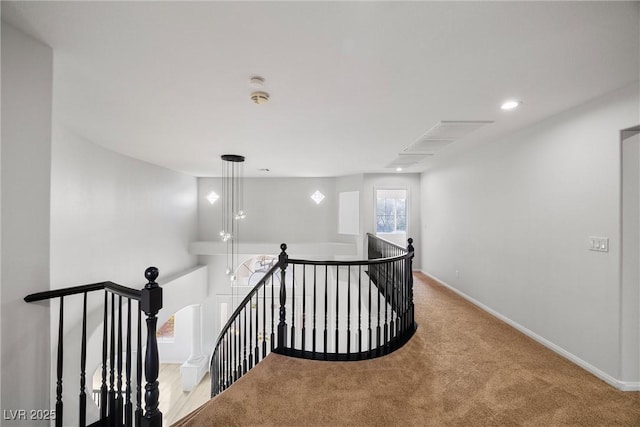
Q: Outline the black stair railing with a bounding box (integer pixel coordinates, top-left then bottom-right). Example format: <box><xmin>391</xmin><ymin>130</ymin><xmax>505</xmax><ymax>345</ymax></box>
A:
<box><xmin>211</xmin><ymin>234</ymin><xmax>416</xmax><ymax>397</ymax></box>
<box><xmin>24</xmin><ymin>267</ymin><xmax>163</xmax><ymax>427</ymax></box>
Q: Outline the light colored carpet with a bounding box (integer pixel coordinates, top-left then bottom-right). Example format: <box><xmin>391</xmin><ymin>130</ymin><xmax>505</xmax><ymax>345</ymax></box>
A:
<box><xmin>173</xmin><ymin>273</ymin><xmax>640</xmax><ymax>426</ymax></box>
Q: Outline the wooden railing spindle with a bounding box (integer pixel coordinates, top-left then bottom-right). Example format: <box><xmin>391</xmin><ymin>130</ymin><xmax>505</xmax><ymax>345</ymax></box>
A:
<box><xmin>136</xmin><ymin>301</ymin><xmax>142</xmax><ymax>427</ymax></box>
<box><xmin>125</xmin><ymin>299</ymin><xmax>133</xmax><ymax>427</ymax></box>
<box><xmin>101</xmin><ymin>292</ymin><xmax>108</xmax><ymax>424</ymax></box>
<box><xmin>56</xmin><ymin>296</ymin><xmax>64</xmax><ymax>427</ymax></box>
<box><xmin>109</xmin><ymin>293</ymin><xmax>116</xmax><ymax>427</ymax></box>
<box><xmin>79</xmin><ymin>292</ymin><xmax>87</xmax><ymax>427</ymax></box>
<box><xmin>117</xmin><ymin>295</ymin><xmax>123</xmax><ymax>425</ymax></box>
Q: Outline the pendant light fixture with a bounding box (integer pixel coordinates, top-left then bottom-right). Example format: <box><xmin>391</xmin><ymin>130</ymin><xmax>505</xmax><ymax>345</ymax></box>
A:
<box><xmin>220</xmin><ymin>154</ymin><xmax>246</xmax><ymax>283</ymax></box>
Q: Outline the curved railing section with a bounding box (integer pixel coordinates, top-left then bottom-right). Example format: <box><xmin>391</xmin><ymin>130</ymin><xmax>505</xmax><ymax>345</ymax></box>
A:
<box><xmin>24</xmin><ymin>267</ymin><xmax>163</xmax><ymax>427</ymax></box>
<box><xmin>211</xmin><ymin>234</ymin><xmax>416</xmax><ymax>397</ymax></box>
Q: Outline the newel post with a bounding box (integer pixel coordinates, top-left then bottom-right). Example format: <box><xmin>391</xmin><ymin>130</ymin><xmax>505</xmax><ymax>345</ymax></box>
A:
<box><xmin>406</xmin><ymin>238</ymin><xmax>415</xmax><ymax>327</ymax></box>
<box><xmin>140</xmin><ymin>267</ymin><xmax>163</xmax><ymax>427</ymax></box>
<box><xmin>277</xmin><ymin>243</ymin><xmax>288</xmax><ymax>351</ymax></box>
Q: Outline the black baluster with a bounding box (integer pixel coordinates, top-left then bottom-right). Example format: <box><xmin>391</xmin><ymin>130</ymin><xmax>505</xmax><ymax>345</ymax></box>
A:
<box><xmin>335</xmin><ymin>266</ymin><xmax>339</xmax><ymax>355</ymax></box>
<box><xmin>233</xmin><ymin>316</ymin><xmax>242</xmax><ymax>380</ymax></box>
<box><xmin>347</xmin><ymin>265</ymin><xmax>351</xmax><ymax>357</ymax></box>
<box><xmin>125</xmin><ymin>299</ymin><xmax>133</xmax><ymax>427</ymax></box>
<box><xmin>228</xmin><ymin>331</ymin><xmax>231</xmax><ymax>386</ymax></box>
<box><xmin>398</xmin><ymin>258</ymin><xmax>404</xmax><ymax>334</ymax></box>
<box><xmin>291</xmin><ymin>263</ymin><xmax>295</xmax><ymax>349</ymax></box>
<box><xmin>400</xmin><ymin>258</ymin><xmax>405</xmax><ymax>334</ymax></box>
<box><xmin>376</xmin><ymin>264</ymin><xmax>381</xmax><ymax>356</ymax></box>
<box><xmin>117</xmin><ymin>296</ymin><xmax>123</xmax><ymax>425</ymax></box>
<box><xmin>140</xmin><ymin>267</ymin><xmax>162</xmax><ymax>427</ymax></box>
<box><xmin>390</xmin><ymin>261</ymin><xmax>395</xmax><ymax>341</ymax></box>
<box><xmin>324</xmin><ymin>265</ymin><xmax>328</xmax><ymax>360</ymax></box>
<box><xmin>254</xmin><ymin>294</ymin><xmax>259</xmax><ymax>366</ymax></box>
<box><xmin>223</xmin><ymin>335</ymin><xmax>227</xmax><ymax>390</ymax></box>
<box><xmin>312</xmin><ymin>265</ymin><xmax>317</xmax><ymax>356</ymax></box>
<box><xmin>277</xmin><ymin>244</ymin><xmax>288</xmax><ymax>351</ymax></box>
<box><xmin>234</xmin><ymin>318</ymin><xmax>239</xmax><ymax>380</ymax></box>
<box><xmin>211</xmin><ymin>348</ymin><xmax>216</xmax><ymax>395</ymax></box>
<box><xmin>56</xmin><ymin>297</ymin><xmax>64</xmax><ymax>427</ymax></box>
<box><xmin>80</xmin><ymin>292</ymin><xmax>87</xmax><ymax>427</ymax></box>
<box><xmin>136</xmin><ymin>301</ymin><xmax>142</xmax><ymax>427</ymax></box>
<box><xmin>109</xmin><ymin>293</ymin><xmax>116</xmax><ymax>427</ymax></box>
<box><xmin>215</xmin><ymin>348</ymin><xmax>221</xmax><ymax>394</ymax></box>
<box><xmin>270</xmin><ymin>274</ymin><xmax>275</xmax><ymax>351</ymax></box>
<box><xmin>211</xmin><ymin>349</ymin><xmax>218</xmax><ymax>396</ymax></box>
<box><xmin>216</xmin><ymin>348</ymin><xmax>221</xmax><ymax>394</ymax></box>
<box><xmin>101</xmin><ymin>292</ymin><xmax>108</xmax><ymax>425</ymax></box>
<box><xmin>249</xmin><ymin>299</ymin><xmax>254</xmax><ymax>370</ymax></box>
<box><xmin>368</xmin><ymin>264</ymin><xmax>373</xmax><ymax>357</ymax></box>
<box><xmin>302</xmin><ymin>265</ymin><xmax>306</xmax><ymax>353</ymax></box>
<box><xmin>262</xmin><ymin>276</ymin><xmax>267</xmax><ymax>358</ymax></box>
<box><xmin>358</xmin><ymin>266</ymin><xmax>362</xmax><ymax>357</ymax></box>
<box><xmin>384</xmin><ymin>262</ymin><xmax>389</xmax><ymax>352</ymax></box>
<box><xmin>243</xmin><ymin>308</ymin><xmax>247</xmax><ymax>374</ymax></box>
<box><xmin>233</xmin><ymin>318</ymin><xmax>237</xmax><ymax>382</ymax></box>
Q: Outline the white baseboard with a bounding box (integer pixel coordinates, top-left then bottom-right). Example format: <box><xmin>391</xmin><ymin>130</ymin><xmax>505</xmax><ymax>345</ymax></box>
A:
<box><xmin>419</xmin><ymin>270</ymin><xmax>639</xmax><ymax>392</ymax></box>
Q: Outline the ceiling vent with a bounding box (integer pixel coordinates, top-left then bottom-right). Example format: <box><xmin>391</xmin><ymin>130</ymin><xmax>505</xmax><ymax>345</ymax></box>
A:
<box><xmin>387</xmin><ymin>121</ymin><xmax>493</xmax><ymax>169</ymax></box>
<box><xmin>403</xmin><ymin>120</ymin><xmax>494</xmax><ymax>155</ymax></box>
<box><xmin>421</xmin><ymin>120</ymin><xmax>493</xmax><ymax>140</ymax></box>
<box><xmin>403</xmin><ymin>139</ymin><xmax>453</xmax><ymax>154</ymax></box>
<box><xmin>386</xmin><ymin>154</ymin><xmax>432</xmax><ymax>169</ymax></box>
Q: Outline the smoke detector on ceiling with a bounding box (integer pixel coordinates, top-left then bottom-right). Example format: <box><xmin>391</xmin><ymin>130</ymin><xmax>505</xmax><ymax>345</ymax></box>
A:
<box><xmin>250</xmin><ymin>91</ymin><xmax>270</xmax><ymax>105</ymax></box>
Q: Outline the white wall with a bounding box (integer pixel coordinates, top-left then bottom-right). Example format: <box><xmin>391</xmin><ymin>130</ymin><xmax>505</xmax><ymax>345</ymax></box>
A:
<box><xmin>51</xmin><ymin>126</ymin><xmax>198</xmax><ymax>288</ymax></box>
<box><xmin>199</xmin><ymin>177</ymin><xmax>337</xmax><ymax>243</ymax></box>
<box><xmin>420</xmin><ymin>84</ymin><xmax>639</xmax><ymax>388</ymax></box>
<box><xmin>621</xmin><ymin>131</ymin><xmax>640</xmax><ymax>382</ymax></box>
<box><xmin>1</xmin><ymin>23</ymin><xmax>53</xmax><ymax>425</ymax></box>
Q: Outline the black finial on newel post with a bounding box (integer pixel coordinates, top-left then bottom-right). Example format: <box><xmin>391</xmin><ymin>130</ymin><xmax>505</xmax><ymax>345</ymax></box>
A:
<box><xmin>277</xmin><ymin>244</ymin><xmax>289</xmax><ymax>352</ymax></box>
<box><xmin>141</xmin><ymin>267</ymin><xmax>162</xmax><ymax>427</ymax></box>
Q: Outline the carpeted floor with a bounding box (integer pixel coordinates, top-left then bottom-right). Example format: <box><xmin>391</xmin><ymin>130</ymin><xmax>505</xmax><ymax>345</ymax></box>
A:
<box><xmin>173</xmin><ymin>273</ymin><xmax>640</xmax><ymax>426</ymax></box>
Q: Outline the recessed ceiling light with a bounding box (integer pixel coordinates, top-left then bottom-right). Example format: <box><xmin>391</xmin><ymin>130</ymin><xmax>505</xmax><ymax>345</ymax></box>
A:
<box><xmin>396</xmin><ymin>167</ymin><xmax>403</xmax><ymax>172</ymax></box>
<box><xmin>501</xmin><ymin>100</ymin><xmax>521</xmax><ymax>110</ymax></box>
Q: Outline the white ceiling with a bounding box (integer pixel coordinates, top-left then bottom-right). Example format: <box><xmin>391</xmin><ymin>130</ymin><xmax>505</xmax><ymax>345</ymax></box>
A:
<box><xmin>2</xmin><ymin>1</ymin><xmax>638</xmax><ymax>177</ymax></box>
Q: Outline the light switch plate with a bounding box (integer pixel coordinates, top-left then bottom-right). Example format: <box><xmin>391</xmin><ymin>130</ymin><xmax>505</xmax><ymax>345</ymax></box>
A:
<box><xmin>588</xmin><ymin>236</ymin><xmax>609</xmax><ymax>252</ymax></box>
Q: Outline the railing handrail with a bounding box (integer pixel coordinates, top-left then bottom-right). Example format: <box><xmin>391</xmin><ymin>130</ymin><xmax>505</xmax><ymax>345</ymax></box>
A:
<box><xmin>365</xmin><ymin>232</ymin><xmax>407</xmax><ymax>252</ymax></box>
<box><xmin>287</xmin><ymin>254</ymin><xmax>408</xmax><ymax>267</ymax></box>
<box><xmin>24</xmin><ymin>281</ymin><xmax>142</xmax><ymax>303</ymax></box>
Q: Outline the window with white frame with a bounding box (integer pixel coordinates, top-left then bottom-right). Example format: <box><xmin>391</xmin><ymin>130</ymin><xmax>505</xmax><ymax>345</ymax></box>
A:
<box><xmin>376</xmin><ymin>189</ymin><xmax>407</xmax><ymax>234</ymax></box>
